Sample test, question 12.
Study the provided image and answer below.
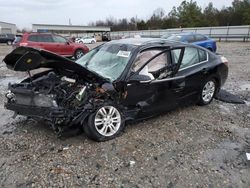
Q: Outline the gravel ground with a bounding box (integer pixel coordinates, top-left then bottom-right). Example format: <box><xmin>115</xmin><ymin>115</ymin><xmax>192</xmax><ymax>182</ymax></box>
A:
<box><xmin>0</xmin><ymin>42</ymin><xmax>249</xmax><ymax>188</ymax></box>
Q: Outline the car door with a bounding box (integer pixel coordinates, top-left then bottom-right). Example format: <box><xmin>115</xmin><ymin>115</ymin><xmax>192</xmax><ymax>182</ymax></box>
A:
<box><xmin>174</xmin><ymin>47</ymin><xmax>209</xmax><ymax>105</ymax></box>
<box><xmin>52</xmin><ymin>35</ymin><xmax>73</xmax><ymax>56</ymax></box>
<box><xmin>38</xmin><ymin>35</ymin><xmax>55</xmax><ymax>53</ymax></box>
<box><xmin>123</xmin><ymin>47</ymin><xmax>185</xmax><ymax>117</ymax></box>
<box><xmin>29</xmin><ymin>34</ymin><xmax>55</xmax><ymax>53</ymax></box>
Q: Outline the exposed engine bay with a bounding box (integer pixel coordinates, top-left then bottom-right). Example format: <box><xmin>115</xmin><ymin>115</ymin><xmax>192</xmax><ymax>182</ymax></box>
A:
<box><xmin>5</xmin><ymin>70</ymin><xmax>119</xmax><ymax>135</ymax></box>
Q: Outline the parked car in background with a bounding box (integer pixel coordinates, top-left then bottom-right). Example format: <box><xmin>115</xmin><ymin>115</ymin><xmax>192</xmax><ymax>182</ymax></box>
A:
<box><xmin>102</xmin><ymin>32</ymin><xmax>111</xmax><ymax>41</ymax></box>
<box><xmin>161</xmin><ymin>32</ymin><xmax>175</xmax><ymax>39</ymax></box>
<box><xmin>13</xmin><ymin>32</ymin><xmax>89</xmax><ymax>59</ymax></box>
<box><xmin>163</xmin><ymin>32</ymin><xmax>217</xmax><ymax>52</ymax></box>
<box><xmin>0</xmin><ymin>34</ymin><xmax>15</xmax><ymax>45</ymax></box>
<box><xmin>4</xmin><ymin>38</ymin><xmax>228</xmax><ymax>141</ymax></box>
<box><xmin>76</xmin><ymin>36</ymin><xmax>96</xmax><ymax>44</ymax></box>
<box><xmin>12</xmin><ymin>35</ymin><xmax>23</xmax><ymax>46</ymax></box>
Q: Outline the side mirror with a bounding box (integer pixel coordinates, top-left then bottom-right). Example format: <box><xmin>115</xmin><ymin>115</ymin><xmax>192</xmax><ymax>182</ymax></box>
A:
<box><xmin>128</xmin><ymin>74</ymin><xmax>152</xmax><ymax>83</ymax></box>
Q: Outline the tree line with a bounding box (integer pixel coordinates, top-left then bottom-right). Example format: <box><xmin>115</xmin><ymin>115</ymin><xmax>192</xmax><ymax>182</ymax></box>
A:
<box><xmin>89</xmin><ymin>0</ymin><xmax>250</xmax><ymax>31</ymax></box>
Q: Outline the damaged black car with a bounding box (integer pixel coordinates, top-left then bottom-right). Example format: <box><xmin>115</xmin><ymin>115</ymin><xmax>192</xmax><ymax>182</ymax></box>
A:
<box><xmin>3</xmin><ymin>38</ymin><xmax>228</xmax><ymax>141</ymax></box>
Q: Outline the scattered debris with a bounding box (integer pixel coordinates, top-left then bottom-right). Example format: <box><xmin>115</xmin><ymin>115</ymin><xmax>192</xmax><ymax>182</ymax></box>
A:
<box><xmin>216</xmin><ymin>89</ymin><xmax>245</xmax><ymax>104</ymax></box>
<box><xmin>129</xmin><ymin>161</ymin><xmax>136</xmax><ymax>167</ymax></box>
<box><xmin>246</xmin><ymin>153</ymin><xmax>250</xmax><ymax>160</ymax></box>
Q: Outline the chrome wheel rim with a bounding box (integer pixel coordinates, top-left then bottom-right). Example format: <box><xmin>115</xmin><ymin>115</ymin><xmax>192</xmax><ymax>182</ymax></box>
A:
<box><xmin>94</xmin><ymin>106</ymin><xmax>121</xmax><ymax>137</ymax></box>
<box><xmin>202</xmin><ymin>81</ymin><xmax>216</xmax><ymax>103</ymax></box>
<box><xmin>76</xmin><ymin>50</ymin><xmax>84</xmax><ymax>59</ymax></box>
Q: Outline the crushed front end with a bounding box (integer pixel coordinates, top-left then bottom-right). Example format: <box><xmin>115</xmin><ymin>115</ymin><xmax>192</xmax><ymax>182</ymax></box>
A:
<box><xmin>5</xmin><ymin>72</ymin><xmax>90</xmax><ymax>131</ymax></box>
<box><xmin>4</xmin><ymin>70</ymin><xmax>119</xmax><ymax>136</ymax></box>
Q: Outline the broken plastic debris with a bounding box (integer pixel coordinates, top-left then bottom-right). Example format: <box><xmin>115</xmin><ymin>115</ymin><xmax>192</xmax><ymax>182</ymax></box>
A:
<box><xmin>129</xmin><ymin>161</ymin><xmax>136</xmax><ymax>166</ymax></box>
<box><xmin>63</xmin><ymin>147</ymin><xmax>69</xmax><ymax>151</ymax></box>
<box><xmin>246</xmin><ymin>153</ymin><xmax>250</xmax><ymax>160</ymax></box>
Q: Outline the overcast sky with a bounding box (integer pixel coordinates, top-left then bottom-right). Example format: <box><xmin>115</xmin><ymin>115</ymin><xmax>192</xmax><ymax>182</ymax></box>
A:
<box><xmin>0</xmin><ymin>0</ymin><xmax>233</xmax><ymax>29</ymax></box>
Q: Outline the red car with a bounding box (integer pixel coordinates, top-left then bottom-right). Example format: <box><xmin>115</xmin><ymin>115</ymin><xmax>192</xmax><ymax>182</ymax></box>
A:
<box><xmin>13</xmin><ymin>33</ymin><xmax>89</xmax><ymax>59</ymax></box>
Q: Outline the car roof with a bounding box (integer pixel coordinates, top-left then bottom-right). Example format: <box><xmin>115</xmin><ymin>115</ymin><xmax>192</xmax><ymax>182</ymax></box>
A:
<box><xmin>109</xmin><ymin>38</ymin><xmax>185</xmax><ymax>47</ymax></box>
<box><xmin>175</xmin><ymin>32</ymin><xmax>206</xmax><ymax>36</ymax></box>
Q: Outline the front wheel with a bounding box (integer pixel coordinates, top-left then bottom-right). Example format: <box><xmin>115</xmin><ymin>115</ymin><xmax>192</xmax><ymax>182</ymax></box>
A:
<box><xmin>198</xmin><ymin>78</ymin><xmax>217</xmax><ymax>106</ymax></box>
<box><xmin>84</xmin><ymin>105</ymin><xmax>125</xmax><ymax>142</ymax></box>
<box><xmin>74</xmin><ymin>49</ymin><xmax>84</xmax><ymax>59</ymax></box>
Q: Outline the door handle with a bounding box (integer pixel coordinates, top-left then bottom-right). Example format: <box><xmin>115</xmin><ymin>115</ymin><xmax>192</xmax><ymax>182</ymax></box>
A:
<box><xmin>174</xmin><ymin>87</ymin><xmax>184</xmax><ymax>93</ymax></box>
<box><xmin>202</xmin><ymin>68</ymin><xmax>209</xmax><ymax>74</ymax></box>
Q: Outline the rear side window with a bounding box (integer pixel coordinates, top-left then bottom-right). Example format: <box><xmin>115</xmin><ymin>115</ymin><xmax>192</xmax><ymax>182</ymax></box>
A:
<box><xmin>195</xmin><ymin>34</ymin><xmax>207</xmax><ymax>42</ymax></box>
<box><xmin>0</xmin><ymin>34</ymin><xmax>6</xmax><ymax>38</ymax></box>
<box><xmin>198</xmin><ymin>49</ymin><xmax>207</xmax><ymax>62</ymax></box>
<box><xmin>39</xmin><ymin>35</ymin><xmax>53</xmax><ymax>42</ymax></box>
<box><xmin>180</xmin><ymin>47</ymin><xmax>199</xmax><ymax>69</ymax></box>
<box><xmin>28</xmin><ymin>35</ymin><xmax>38</xmax><ymax>42</ymax></box>
<box><xmin>185</xmin><ymin>35</ymin><xmax>195</xmax><ymax>43</ymax></box>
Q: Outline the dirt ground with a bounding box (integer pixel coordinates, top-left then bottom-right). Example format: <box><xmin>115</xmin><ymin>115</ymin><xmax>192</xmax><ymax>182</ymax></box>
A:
<box><xmin>0</xmin><ymin>42</ymin><xmax>249</xmax><ymax>188</ymax></box>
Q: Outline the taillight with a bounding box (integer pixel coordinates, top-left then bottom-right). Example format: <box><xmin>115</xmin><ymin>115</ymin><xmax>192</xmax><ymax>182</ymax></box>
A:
<box><xmin>20</xmin><ymin>42</ymin><xmax>28</xmax><ymax>46</ymax></box>
<box><xmin>220</xmin><ymin>56</ymin><xmax>229</xmax><ymax>66</ymax></box>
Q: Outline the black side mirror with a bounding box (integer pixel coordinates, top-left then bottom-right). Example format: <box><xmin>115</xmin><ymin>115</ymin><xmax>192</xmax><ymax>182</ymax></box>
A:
<box><xmin>129</xmin><ymin>74</ymin><xmax>152</xmax><ymax>83</ymax></box>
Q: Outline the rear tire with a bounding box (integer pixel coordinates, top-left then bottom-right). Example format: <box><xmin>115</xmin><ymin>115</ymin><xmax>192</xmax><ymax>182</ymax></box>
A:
<box><xmin>84</xmin><ymin>104</ymin><xmax>125</xmax><ymax>142</ymax></box>
<box><xmin>198</xmin><ymin>78</ymin><xmax>217</xmax><ymax>106</ymax></box>
<box><xmin>74</xmin><ymin>49</ymin><xmax>84</xmax><ymax>59</ymax></box>
<box><xmin>7</xmin><ymin>41</ymin><xmax>12</xmax><ymax>45</ymax></box>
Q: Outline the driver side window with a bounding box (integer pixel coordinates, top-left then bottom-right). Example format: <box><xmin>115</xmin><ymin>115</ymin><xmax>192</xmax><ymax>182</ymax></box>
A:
<box><xmin>132</xmin><ymin>49</ymin><xmax>170</xmax><ymax>78</ymax></box>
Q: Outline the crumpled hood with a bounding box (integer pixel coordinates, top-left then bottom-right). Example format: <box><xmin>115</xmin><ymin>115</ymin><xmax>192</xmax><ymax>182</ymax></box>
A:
<box><xmin>3</xmin><ymin>47</ymin><xmax>108</xmax><ymax>83</ymax></box>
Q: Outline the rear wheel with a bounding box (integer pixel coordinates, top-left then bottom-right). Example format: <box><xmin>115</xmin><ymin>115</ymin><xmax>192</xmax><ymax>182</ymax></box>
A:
<box><xmin>91</xmin><ymin>40</ymin><xmax>95</xmax><ymax>44</ymax></box>
<box><xmin>198</xmin><ymin>78</ymin><xmax>217</xmax><ymax>106</ymax></box>
<box><xmin>74</xmin><ymin>49</ymin><xmax>84</xmax><ymax>59</ymax></box>
<box><xmin>84</xmin><ymin>105</ymin><xmax>125</xmax><ymax>142</ymax></box>
<box><xmin>7</xmin><ymin>41</ymin><xmax>12</xmax><ymax>45</ymax></box>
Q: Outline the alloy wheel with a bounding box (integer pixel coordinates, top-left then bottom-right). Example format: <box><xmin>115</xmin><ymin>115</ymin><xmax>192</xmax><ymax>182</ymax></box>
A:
<box><xmin>94</xmin><ymin>106</ymin><xmax>121</xmax><ymax>137</ymax></box>
<box><xmin>76</xmin><ymin>50</ymin><xmax>84</xmax><ymax>59</ymax></box>
<box><xmin>202</xmin><ymin>81</ymin><xmax>216</xmax><ymax>103</ymax></box>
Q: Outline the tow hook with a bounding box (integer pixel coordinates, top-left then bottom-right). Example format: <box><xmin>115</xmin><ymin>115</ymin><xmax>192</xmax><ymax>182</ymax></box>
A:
<box><xmin>5</xmin><ymin>90</ymin><xmax>16</xmax><ymax>102</ymax></box>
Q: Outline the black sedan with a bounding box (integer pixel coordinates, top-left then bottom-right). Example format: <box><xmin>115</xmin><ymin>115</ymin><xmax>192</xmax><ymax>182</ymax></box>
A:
<box><xmin>3</xmin><ymin>38</ymin><xmax>228</xmax><ymax>141</ymax></box>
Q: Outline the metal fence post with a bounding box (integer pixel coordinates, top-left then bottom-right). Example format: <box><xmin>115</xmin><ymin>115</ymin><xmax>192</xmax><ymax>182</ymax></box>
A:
<box><xmin>226</xmin><ymin>26</ymin><xmax>229</xmax><ymax>42</ymax></box>
<box><xmin>247</xmin><ymin>26</ymin><xmax>250</xmax><ymax>42</ymax></box>
<box><xmin>209</xmin><ymin>27</ymin><xmax>212</xmax><ymax>37</ymax></box>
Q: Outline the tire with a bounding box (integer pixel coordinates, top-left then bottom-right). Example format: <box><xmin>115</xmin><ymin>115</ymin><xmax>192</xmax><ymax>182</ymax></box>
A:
<box><xmin>84</xmin><ymin>104</ymin><xmax>125</xmax><ymax>142</ymax></box>
<box><xmin>91</xmin><ymin>40</ymin><xmax>95</xmax><ymax>44</ymax></box>
<box><xmin>74</xmin><ymin>49</ymin><xmax>84</xmax><ymax>59</ymax></box>
<box><xmin>7</xmin><ymin>41</ymin><xmax>12</xmax><ymax>45</ymax></box>
<box><xmin>207</xmin><ymin>48</ymin><xmax>213</xmax><ymax>52</ymax></box>
<box><xmin>197</xmin><ymin>78</ymin><xmax>218</xmax><ymax>106</ymax></box>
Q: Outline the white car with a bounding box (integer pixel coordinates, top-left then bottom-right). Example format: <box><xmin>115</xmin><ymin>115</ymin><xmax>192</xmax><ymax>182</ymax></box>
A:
<box><xmin>76</xmin><ymin>37</ymin><xmax>96</xmax><ymax>44</ymax></box>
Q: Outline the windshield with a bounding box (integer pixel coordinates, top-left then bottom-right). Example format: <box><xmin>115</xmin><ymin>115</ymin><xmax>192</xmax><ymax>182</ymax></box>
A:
<box><xmin>76</xmin><ymin>43</ymin><xmax>135</xmax><ymax>81</ymax></box>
